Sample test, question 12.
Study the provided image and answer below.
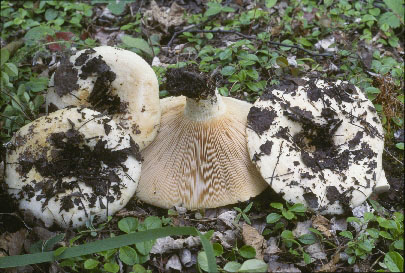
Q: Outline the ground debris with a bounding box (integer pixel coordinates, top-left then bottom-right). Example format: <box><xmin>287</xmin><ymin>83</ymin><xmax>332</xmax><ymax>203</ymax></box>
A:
<box><xmin>311</xmin><ymin>214</ymin><xmax>332</xmax><ymax>237</ymax></box>
<box><xmin>242</xmin><ymin>223</ymin><xmax>266</xmax><ymax>260</ymax></box>
<box><xmin>268</xmin><ymin>255</ymin><xmax>301</xmax><ymax>272</ymax></box>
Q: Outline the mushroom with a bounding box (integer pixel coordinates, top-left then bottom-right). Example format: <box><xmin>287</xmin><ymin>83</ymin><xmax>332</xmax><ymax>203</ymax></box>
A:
<box><xmin>46</xmin><ymin>46</ymin><xmax>160</xmax><ymax>150</ymax></box>
<box><xmin>5</xmin><ymin>107</ymin><xmax>142</xmax><ymax>228</ymax></box>
<box><xmin>136</xmin><ymin>67</ymin><xmax>268</xmax><ymax>209</ymax></box>
<box><xmin>246</xmin><ymin>78</ymin><xmax>389</xmax><ymax>214</ymax></box>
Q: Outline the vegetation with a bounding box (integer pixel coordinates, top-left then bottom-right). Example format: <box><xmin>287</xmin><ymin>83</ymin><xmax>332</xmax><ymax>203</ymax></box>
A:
<box><xmin>0</xmin><ymin>0</ymin><xmax>403</xmax><ymax>272</ymax></box>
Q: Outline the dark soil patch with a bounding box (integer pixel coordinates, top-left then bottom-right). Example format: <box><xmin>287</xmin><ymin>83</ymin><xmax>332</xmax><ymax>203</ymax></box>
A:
<box><xmin>165</xmin><ymin>66</ymin><xmax>217</xmax><ymax>100</ymax></box>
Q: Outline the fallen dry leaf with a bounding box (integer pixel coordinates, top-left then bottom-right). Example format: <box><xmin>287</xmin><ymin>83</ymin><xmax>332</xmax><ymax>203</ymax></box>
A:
<box><xmin>0</xmin><ymin>229</ymin><xmax>27</xmax><ymax>256</ymax></box>
<box><xmin>316</xmin><ymin>250</ymin><xmax>340</xmax><ymax>272</ymax></box>
<box><xmin>242</xmin><ymin>223</ymin><xmax>266</xmax><ymax>260</ymax></box>
<box><xmin>146</xmin><ymin>1</ymin><xmax>185</xmax><ymax>34</ymax></box>
<box><xmin>312</xmin><ymin>215</ymin><xmax>332</xmax><ymax>237</ymax></box>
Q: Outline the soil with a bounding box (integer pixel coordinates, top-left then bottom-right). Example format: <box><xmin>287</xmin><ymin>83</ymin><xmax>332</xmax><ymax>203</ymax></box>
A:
<box><xmin>165</xmin><ymin>66</ymin><xmax>217</xmax><ymax>100</ymax></box>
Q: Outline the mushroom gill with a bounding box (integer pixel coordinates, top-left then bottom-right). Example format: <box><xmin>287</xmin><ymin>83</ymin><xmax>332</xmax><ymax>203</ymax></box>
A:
<box><xmin>136</xmin><ymin>68</ymin><xmax>267</xmax><ymax>209</ymax></box>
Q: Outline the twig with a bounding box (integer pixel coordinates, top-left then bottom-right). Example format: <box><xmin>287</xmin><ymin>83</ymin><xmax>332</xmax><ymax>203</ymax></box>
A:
<box><xmin>167</xmin><ymin>24</ymin><xmax>202</xmax><ymax>48</ymax></box>
<box><xmin>0</xmin><ymin>90</ymin><xmax>33</xmax><ymax>121</ymax></box>
<box><xmin>384</xmin><ymin>147</ymin><xmax>404</xmax><ymax>166</ymax></box>
<box><xmin>167</xmin><ymin>28</ymin><xmax>334</xmax><ymax>57</ymax></box>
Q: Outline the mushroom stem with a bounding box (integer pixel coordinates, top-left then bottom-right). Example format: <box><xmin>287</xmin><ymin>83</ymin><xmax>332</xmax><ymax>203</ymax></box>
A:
<box><xmin>184</xmin><ymin>90</ymin><xmax>226</xmax><ymax>121</ymax></box>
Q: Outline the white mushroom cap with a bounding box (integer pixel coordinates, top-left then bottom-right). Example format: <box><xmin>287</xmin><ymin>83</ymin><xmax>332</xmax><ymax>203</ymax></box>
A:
<box><xmin>246</xmin><ymin>78</ymin><xmax>388</xmax><ymax>214</ymax></box>
<box><xmin>46</xmin><ymin>46</ymin><xmax>160</xmax><ymax>150</ymax></box>
<box><xmin>5</xmin><ymin>108</ymin><xmax>141</xmax><ymax>228</ymax></box>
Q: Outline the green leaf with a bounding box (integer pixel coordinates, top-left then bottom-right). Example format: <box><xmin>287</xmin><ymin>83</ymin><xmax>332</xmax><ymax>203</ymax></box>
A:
<box><xmin>239</xmin><ymin>259</ymin><xmax>268</xmax><ymax>272</ymax></box>
<box><xmin>347</xmin><ymin>217</ymin><xmax>361</xmax><ymax>223</ymax></box>
<box><xmin>379</xmin><ymin>231</ymin><xmax>393</xmax><ymax>240</ymax></box>
<box><xmin>266</xmin><ymin>213</ymin><xmax>282</xmax><ymax>224</ymax></box>
<box><xmin>239</xmin><ymin>245</ymin><xmax>256</xmax><ymax>259</ymax></box>
<box><xmin>204</xmin><ymin>2</ymin><xmax>223</xmax><ymax>17</ymax></box>
<box><xmin>303</xmin><ymin>251</ymin><xmax>312</xmax><ymax>264</ymax></box>
<box><xmin>265</xmin><ymin>0</ymin><xmax>277</xmax><ymax>8</ymax></box>
<box><xmin>132</xmin><ymin>264</ymin><xmax>147</xmax><ymax>273</ymax></box>
<box><xmin>1</xmin><ymin>49</ymin><xmax>9</xmax><ymax>66</ymax></box>
<box><xmin>393</xmin><ymin>239</ymin><xmax>404</xmax><ymax>250</ymax></box>
<box><xmin>364</xmin><ymin>212</ymin><xmax>375</xmax><ymax>222</ymax></box>
<box><xmin>378</xmin><ymin>12</ymin><xmax>401</xmax><ymax>28</ymax></box>
<box><xmin>366</xmin><ymin>228</ymin><xmax>380</xmax><ymax>239</ymax></box>
<box><xmin>384</xmin><ymin>251</ymin><xmax>404</xmax><ymax>272</ymax></box>
<box><xmin>53</xmin><ymin>247</ymin><xmax>67</xmax><ymax>257</ymax></box>
<box><xmin>107</xmin><ymin>1</ymin><xmax>126</xmax><ymax>15</ymax></box>
<box><xmin>280</xmin><ymin>40</ymin><xmax>294</xmax><ymax>51</ymax></box>
<box><xmin>45</xmin><ymin>9</ymin><xmax>58</xmax><ymax>21</ymax></box>
<box><xmin>0</xmin><ymin>226</ymin><xmax>218</xmax><ymax>273</ymax></box>
<box><xmin>365</xmin><ymin>87</ymin><xmax>381</xmax><ymax>94</ymax></box>
<box><xmin>4</xmin><ymin>63</ymin><xmax>18</xmax><ymax>77</ymax></box>
<box><xmin>135</xmin><ymin>240</ymin><xmax>154</xmax><ymax>256</ymax></box>
<box><xmin>119</xmin><ymin>246</ymin><xmax>138</xmax><ymax>265</ymax></box>
<box><xmin>339</xmin><ymin>231</ymin><xmax>353</xmax><ymax>240</ymax></box>
<box><xmin>383</xmin><ymin>0</ymin><xmax>404</xmax><ymax>22</ymax></box>
<box><xmin>298</xmin><ymin>234</ymin><xmax>317</xmax><ymax>245</ymax></box>
<box><xmin>213</xmin><ymin>243</ymin><xmax>223</xmax><ymax>256</ymax></box>
<box><xmin>27</xmin><ymin>77</ymin><xmax>49</xmax><ymax>92</ymax></box>
<box><xmin>270</xmin><ymin>203</ymin><xmax>283</xmax><ymax>210</ymax></box>
<box><xmin>221</xmin><ymin>66</ymin><xmax>235</xmax><ymax>76</ymax></box>
<box><xmin>244</xmin><ymin>202</ymin><xmax>253</xmax><ymax>213</ymax></box>
<box><xmin>104</xmin><ymin>262</ymin><xmax>119</xmax><ymax>273</ymax></box>
<box><xmin>281</xmin><ymin>230</ymin><xmax>294</xmax><ymax>240</ymax></box>
<box><xmin>24</xmin><ymin>26</ymin><xmax>55</xmax><ymax>45</ymax></box>
<box><xmin>219</xmin><ymin>48</ymin><xmax>232</xmax><ymax>60</ymax></box>
<box><xmin>84</xmin><ymin>258</ymin><xmax>99</xmax><ymax>269</ymax></box>
<box><xmin>395</xmin><ymin>143</ymin><xmax>404</xmax><ymax>150</ymax></box>
<box><xmin>282</xmin><ymin>210</ymin><xmax>295</xmax><ymax>220</ymax></box>
<box><xmin>246</xmin><ymin>69</ymin><xmax>259</xmax><ymax>80</ymax></box>
<box><xmin>358</xmin><ymin>240</ymin><xmax>374</xmax><ymax>252</ymax></box>
<box><xmin>223</xmin><ymin>261</ymin><xmax>242</xmax><ymax>272</ymax></box>
<box><xmin>43</xmin><ymin>233</ymin><xmax>65</xmax><ymax>252</ymax></box>
<box><xmin>118</xmin><ymin>217</ymin><xmax>139</xmax><ymax>233</ymax></box>
<box><xmin>348</xmin><ymin>255</ymin><xmax>356</xmax><ymax>265</ymax></box>
<box><xmin>143</xmin><ymin>216</ymin><xmax>162</xmax><ymax>230</ymax></box>
<box><xmin>369</xmin><ymin>8</ymin><xmax>381</xmax><ymax>16</ymax></box>
<box><xmin>289</xmin><ymin>203</ymin><xmax>307</xmax><ymax>213</ymax></box>
<box><xmin>198</xmin><ymin>251</ymin><xmax>210</xmax><ymax>272</ymax></box>
<box><xmin>121</xmin><ymin>35</ymin><xmax>153</xmax><ymax>57</ymax></box>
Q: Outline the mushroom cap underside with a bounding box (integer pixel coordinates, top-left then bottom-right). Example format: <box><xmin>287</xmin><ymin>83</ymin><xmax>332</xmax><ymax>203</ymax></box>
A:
<box><xmin>46</xmin><ymin>46</ymin><xmax>161</xmax><ymax>150</ymax></box>
<box><xmin>136</xmin><ymin>96</ymin><xmax>268</xmax><ymax>209</ymax></box>
<box><xmin>246</xmin><ymin>78</ymin><xmax>386</xmax><ymax>214</ymax></box>
<box><xmin>5</xmin><ymin>108</ymin><xmax>141</xmax><ymax>228</ymax></box>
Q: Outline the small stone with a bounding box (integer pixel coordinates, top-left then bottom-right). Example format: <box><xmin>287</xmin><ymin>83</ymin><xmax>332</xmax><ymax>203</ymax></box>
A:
<box><xmin>165</xmin><ymin>254</ymin><xmax>182</xmax><ymax>271</ymax></box>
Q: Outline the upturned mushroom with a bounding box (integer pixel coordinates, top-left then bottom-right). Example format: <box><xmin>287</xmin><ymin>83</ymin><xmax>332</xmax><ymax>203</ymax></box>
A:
<box><xmin>136</xmin><ymin>67</ymin><xmax>268</xmax><ymax>209</ymax></box>
<box><xmin>246</xmin><ymin>78</ymin><xmax>389</xmax><ymax>214</ymax></box>
<box><xmin>5</xmin><ymin>108</ymin><xmax>142</xmax><ymax>228</ymax></box>
<box><xmin>46</xmin><ymin>46</ymin><xmax>160</xmax><ymax>150</ymax></box>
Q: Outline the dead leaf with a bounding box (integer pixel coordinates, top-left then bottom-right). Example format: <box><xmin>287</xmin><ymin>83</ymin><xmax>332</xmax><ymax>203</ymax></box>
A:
<box><xmin>317</xmin><ymin>251</ymin><xmax>340</xmax><ymax>272</ymax></box>
<box><xmin>268</xmin><ymin>255</ymin><xmax>301</xmax><ymax>272</ymax></box>
<box><xmin>146</xmin><ymin>1</ymin><xmax>185</xmax><ymax>34</ymax></box>
<box><xmin>242</xmin><ymin>223</ymin><xmax>266</xmax><ymax>260</ymax></box>
<box><xmin>312</xmin><ymin>215</ymin><xmax>332</xmax><ymax>237</ymax></box>
<box><xmin>0</xmin><ymin>229</ymin><xmax>27</xmax><ymax>256</ymax></box>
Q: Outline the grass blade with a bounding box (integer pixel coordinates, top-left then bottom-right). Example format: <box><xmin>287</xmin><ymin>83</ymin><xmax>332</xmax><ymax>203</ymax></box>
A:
<box><xmin>0</xmin><ymin>226</ymin><xmax>218</xmax><ymax>272</ymax></box>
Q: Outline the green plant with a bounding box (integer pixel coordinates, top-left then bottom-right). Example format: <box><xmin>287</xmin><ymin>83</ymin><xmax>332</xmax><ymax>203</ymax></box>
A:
<box><xmin>234</xmin><ymin>202</ymin><xmax>253</xmax><ymax>225</ymax></box>
<box><xmin>338</xmin><ymin>207</ymin><xmax>404</xmax><ymax>271</ymax></box>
